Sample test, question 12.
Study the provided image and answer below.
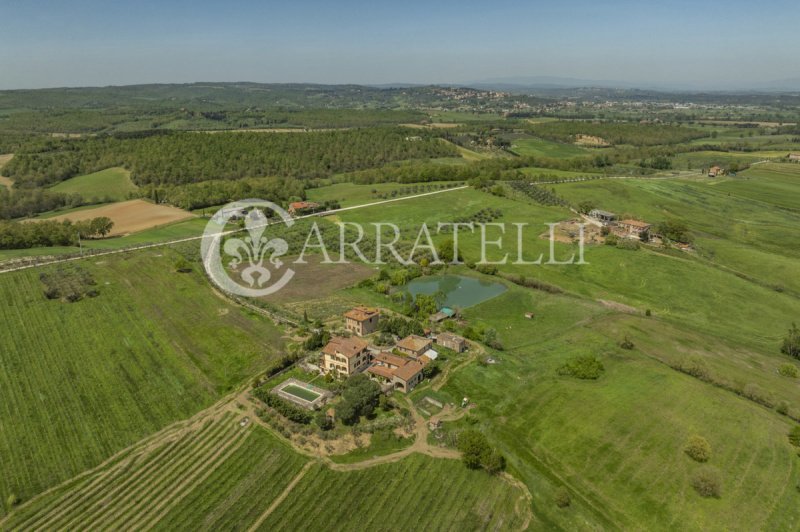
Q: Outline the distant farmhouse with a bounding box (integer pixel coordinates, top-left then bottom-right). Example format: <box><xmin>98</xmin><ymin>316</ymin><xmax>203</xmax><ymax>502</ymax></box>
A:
<box><xmin>615</xmin><ymin>219</ymin><xmax>651</xmax><ymax>239</ymax></box>
<box><xmin>436</xmin><ymin>332</ymin><xmax>467</xmax><ymax>353</ymax></box>
<box><xmin>708</xmin><ymin>166</ymin><xmax>724</xmax><ymax>177</ymax></box>
<box><xmin>288</xmin><ymin>201</ymin><xmax>320</xmax><ymax>216</ymax></box>
<box><xmin>344</xmin><ymin>306</ymin><xmax>380</xmax><ymax>336</ymax></box>
<box><xmin>367</xmin><ymin>352</ymin><xmax>426</xmax><ymax>392</ymax></box>
<box><xmin>789</xmin><ymin>153</ymin><xmax>800</xmax><ymax>162</ymax></box>
<box><xmin>589</xmin><ymin>209</ymin><xmax>617</xmax><ymax>224</ymax></box>
<box><xmin>321</xmin><ymin>336</ymin><xmax>370</xmax><ymax>377</ymax></box>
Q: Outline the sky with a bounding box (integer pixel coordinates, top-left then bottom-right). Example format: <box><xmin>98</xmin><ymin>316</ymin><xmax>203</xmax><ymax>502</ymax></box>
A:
<box><xmin>1</xmin><ymin>0</ymin><xmax>799</xmax><ymax>90</ymax></box>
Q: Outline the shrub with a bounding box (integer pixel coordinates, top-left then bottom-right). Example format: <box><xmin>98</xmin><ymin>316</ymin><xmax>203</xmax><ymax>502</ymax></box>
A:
<box><xmin>684</xmin><ymin>435</ymin><xmax>712</xmax><ymax>463</ymax></box>
<box><xmin>252</xmin><ymin>388</ymin><xmax>312</xmax><ymax>424</ymax></box>
<box><xmin>779</xmin><ymin>363</ymin><xmax>799</xmax><ymax>378</ymax></box>
<box><xmin>557</xmin><ymin>356</ymin><xmax>605</xmax><ymax>380</ymax></box>
<box><xmin>789</xmin><ymin>426</ymin><xmax>800</xmax><ymax>447</ymax></box>
<box><xmin>616</xmin><ymin>239</ymin><xmax>640</xmax><ymax>251</ymax></box>
<box><xmin>174</xmin><ymin>257</ymin><xmax>193</xmax><ymax>273</ymax></box>
<box><xmin>776</xmin><ymin>401</ymin><xmax>789</xmax><ymax>416</ymax></box>
<box><xmin>554</xmin><ymin>488</ymin><xmax>571</xmax><ymax>508</ymax></box>
<box><xmin>691</xmin><ymin>468</ymin><xmax>722</xmax><ymax>498</ymax></box>
<box><xmin>619</xmin><ymin>336</ymin><xmax>635</xmax><ymax>350</ymax></box>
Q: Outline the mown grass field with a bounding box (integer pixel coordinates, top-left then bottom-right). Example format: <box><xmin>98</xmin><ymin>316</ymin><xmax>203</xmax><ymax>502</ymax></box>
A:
<box><xmin>0</xmin><ymin>249</ymin><xmax>286</xmax><ymax>512</ymax></box>
<box><xmin>50</xmin><ymin>167</ymin><xmax>137</xmax><ymax>202</ymax></box>
<box><xmin>441</xmin><ymin>303</ymin><xmax>800</xmax><ymax>530</ymax></box>
<box><xmin>327</xmin><ymin>173</ymin><xmax>800</xmax><ymax>528</ymax></box>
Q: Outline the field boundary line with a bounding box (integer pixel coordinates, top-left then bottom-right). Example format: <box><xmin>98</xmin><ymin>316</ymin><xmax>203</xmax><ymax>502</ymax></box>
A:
<box><xmin>246</xmin><ymin>461</ymin><xmax>314</xmax><ymax>532</ymax></box>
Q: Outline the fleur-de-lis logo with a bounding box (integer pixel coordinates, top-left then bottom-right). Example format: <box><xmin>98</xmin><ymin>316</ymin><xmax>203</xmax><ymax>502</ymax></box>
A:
<box><xmin>201</xmin><ymin>200</ymin><xmax>295</xmax><ymax>297</ymax></box>
<box><xmin>223</xmin><ymin>209</ymin><xmax>289</xmax><ymax>288</ymax></box>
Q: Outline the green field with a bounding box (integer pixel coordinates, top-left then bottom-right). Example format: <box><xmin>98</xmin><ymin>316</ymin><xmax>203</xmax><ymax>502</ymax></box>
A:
<box><xmin>0</xmin><ymin>218</ymin><xmax>208</xmax><ymax>263</ymax></box>
<box><xmin>0</xmin><ymin>249</ymin><xmax>286</xmax><ymax>511</ymax></box>
<box><xmin>307</xmin><ymin>181</ymin><xmax>462</xmax><ymax>207</ymax></box>
<box><xmin>323</xmin><ymin>172</ymin><xmax>800</xmax><ymax>528</ymax></box>
<box><xmin>2</xmin><ymin>413</ymin><xmax>528</xmax><ymax>530</ymax></box>
<box><xmin>50</xmin><ymin>167</ymin><xmax>137</xmax><ymax>202</ymax></box>
<box><xmin>0</xmin><ymin>415</ymin><xmax>308</xmax><ymax>530</ymax></box>
<box><xmin>259</xmin><ymin>455</ymin><xmax>528</xmax><ymax>531</ymax></box>
<box><xmin>509</xmin><ymin>137</ymin><xmax>591</xmax><ymax>158</ymax></box>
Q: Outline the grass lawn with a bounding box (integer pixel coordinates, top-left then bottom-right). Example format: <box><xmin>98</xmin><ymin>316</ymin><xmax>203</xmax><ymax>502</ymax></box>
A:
<box><xmin>0</xmin><ymin>249</ymin><xmax>287</xmax><ymax>512</ymax></box>
<box><xmin>328</xmin><ymin>430</ymin><xmax>414</xmax><ymax>464</ymax></box>
<box><xmin>50</xmin><ymin>167</ymin><xmax>137</xmax><ymax>202</ymax></box>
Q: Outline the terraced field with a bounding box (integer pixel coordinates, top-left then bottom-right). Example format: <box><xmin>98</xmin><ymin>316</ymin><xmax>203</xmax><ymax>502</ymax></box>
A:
<box><xmin>2</xmin><ymin>402</ymin><xmax>529</xmax><ymax>531</ymax></box>
<box><xmin>1</xmin><ymin>412</ymin><xmax>307</xmax><ymax>531</ymax></box>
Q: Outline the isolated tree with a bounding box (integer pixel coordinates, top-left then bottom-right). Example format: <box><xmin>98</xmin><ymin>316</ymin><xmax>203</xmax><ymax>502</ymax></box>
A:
<box><xmin>457</xmin><ymin>430</ymin><xmax>489</xmax><ymax>469</ymax></box>
<box><xmin>782</xmin><ymin>323</ymin><xmax>800</xmax><ymax>360</ymax></box>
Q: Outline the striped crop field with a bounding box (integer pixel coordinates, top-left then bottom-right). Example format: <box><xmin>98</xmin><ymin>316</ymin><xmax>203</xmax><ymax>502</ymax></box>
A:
<box><xmin>0</xmin><ymin>249</ymin><xmax>287</xmax><ymax>513</ymax></box>
<box><xmin>258</xmin><ymin>455</ymin><xmax>529</xmax><ymax>531</ymax></box>
<box><xmin>1</xmin><ymin>412</ymin><xmax>307</xmax><ymax>530</ymax></box>
<box><xmin>3</xmin><ymin>409</ymin><xmax>529</xmax><ymax>531</ymax></box>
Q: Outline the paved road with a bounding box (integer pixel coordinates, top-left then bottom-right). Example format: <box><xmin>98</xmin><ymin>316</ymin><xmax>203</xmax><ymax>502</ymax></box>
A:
<box><xmin>3</xmin><ymin>165</ymin><xmax>761</xmax><ymax>275</ymax></box>
<box><xmin>0</xmin><ymin>186</ymin><xmax>469</xmax><ymax>275</ymax></box>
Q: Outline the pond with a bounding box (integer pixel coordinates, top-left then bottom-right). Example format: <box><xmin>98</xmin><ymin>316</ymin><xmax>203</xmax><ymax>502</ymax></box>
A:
<box><xmin>403</xmin><ymin>274</ymin><xmax>507</xmax><ymax>309</ymax></box>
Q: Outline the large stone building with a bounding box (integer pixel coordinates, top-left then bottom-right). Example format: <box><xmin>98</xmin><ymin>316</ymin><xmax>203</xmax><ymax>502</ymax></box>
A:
<box><xmin>436</xmin><ymin>332</ymin><xmax>467</xmax><ymax>353</ymax></box>
<box><xmin>344</xmin><ymin>306</ymin><xmax>380</xmax><ymax>336</ymax></box>
<box><xmin>615</xmin><ymin>219</ymin><xmax>651</xmax><ymax>239</ymax></box>
<box><xmin>321</xmin><ymin>336</ymin><xmax>370</xmax><ymax>377</ymax></box>
<box><xmin>367</xmin><ymin>352</ymin><xmax>426</xmax><ymax>392</ymax></box>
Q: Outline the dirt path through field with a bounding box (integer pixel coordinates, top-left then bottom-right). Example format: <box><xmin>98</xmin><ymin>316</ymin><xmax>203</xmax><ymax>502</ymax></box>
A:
<box><xmin>246</xmin><ymin>461</ymin><xmax>314</xmax><ymax>532</ymax></box>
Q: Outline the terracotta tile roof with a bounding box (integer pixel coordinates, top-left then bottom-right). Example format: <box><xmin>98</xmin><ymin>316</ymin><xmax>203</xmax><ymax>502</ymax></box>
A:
<box><xmin>366</xmin><ymin>365</ymin><xmax>395</xmax><ymax>379</ymax></box>
<box><xmin>289</xmin><ymin>201</ymin><xmax>319</xmax><ymax>211</ymax></box>
<box><xmin>393</xmin><ymin>360</ymin><xmax>424</xmax><ymax>382</ymax></box>
<box><xmin>396</xmin><ymin>335</ymin><xmax>431</xmax><ymax>353</ymax></box>
<box><xmin>344</xmin><ymin>306</ymin><xmax>379</xmax><ymax>322</ymax></box>
<box><xmin>322</xmin><ymin>336</ymin><xmax>368</xmax><ymax>359</ymax></box>
<box><xmin>373</xmin><ymin>352</ymin><xmax>408</xmax><ymax>368</ymax></box>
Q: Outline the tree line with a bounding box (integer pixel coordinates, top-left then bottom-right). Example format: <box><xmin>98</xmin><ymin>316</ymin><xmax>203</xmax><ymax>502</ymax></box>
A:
<box><xmin>3</xmin><ymin>128</ymin><xmax>458</xmax><ymax>187</ymax></box>
<box><xmin>0</xmin><ymin>217</ymin><xmax>113</xmax><ymax>249</ymax></box>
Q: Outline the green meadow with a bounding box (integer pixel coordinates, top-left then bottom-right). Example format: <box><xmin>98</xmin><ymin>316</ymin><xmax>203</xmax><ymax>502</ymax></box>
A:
<box><xmin>50</xmin><ymin>167</ymin><xmax>137</xmax><ymax>202</ymax></box>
